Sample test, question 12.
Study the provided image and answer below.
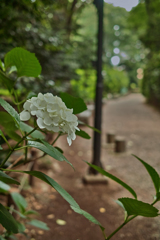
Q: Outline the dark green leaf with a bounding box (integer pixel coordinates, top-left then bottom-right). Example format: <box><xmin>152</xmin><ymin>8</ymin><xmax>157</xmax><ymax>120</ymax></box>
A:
<box><xmin>76</xmin><ymin>129</ymin><xmax>91</xmax><ymax>139</ymax></box>
<box><xmin>60</xmin><ymin>92</ymin><xmax>87</xmax><ymax>114</ymax></box>
<box><xmin>0</xmin><ymin>60</ymin><xmax>4</xmax><ymax>71</ymax></box>
<box><xmin>86</xmin><ymin>162</ymin><xmax>137</xmax><ymax>199</ymax></box>
<box><xmin>28</xmin><ymin>140</ymin><xmax>72</xmax><ymax>167</ymax></box>
<box><xmin>11</xmin><ymin>192</ymin><xmax>27</xmax><ymax>213</ymax></box>
<box><xmin>0</xmin><ymin>98</ymin><xmax>20</xmax><ymax>126</ymax></box>
<box><xmin>27</xmin><ymin>219</ymin><xmax>49</xmax><ymax>230</ymax></box>
<box><xmin>0</xmin><ymin>70</ymin><xmax>14</xmax><ymax>91</ymax></box>
<box><xmin>5</xmin><ymin>130</ymin><xmax>21</xmax><ymax>142</ymax></box>
<box><xmin>5</xmin><ymin>47</ymin><xmax>42</xmax><ymax>78</ymax></box>
<box><xmin>20</xmin><ymin>122</ymin><xmax>44</xmax><ymax>140</ymax></box>
<box><xmin>0</xmin><ymin>203</ymin><xmax>18</xmax><ymax>233</ymax></box>
<box><xmin>0</xmin><ymin>171</ymin><xmax>20</xmax><ymax>185</ymax></box>
<box><xmin>132</xmin><ymin>155</ymin><xmax>160</xmax><ymax>194</ymax></box>
<box><xmin>118</xmin><ymin>198</ymin><xmax>159</xmax><ymax>217</ymax></box>
<box><xmin>54</xmin><ymin>146</ymin><xmax>63</xmax><ymax>154</ymax></box>
<box><xmin>156</xmin><ymin>192</ymin><xmax>160</xmax><ymax>201</ymax></box>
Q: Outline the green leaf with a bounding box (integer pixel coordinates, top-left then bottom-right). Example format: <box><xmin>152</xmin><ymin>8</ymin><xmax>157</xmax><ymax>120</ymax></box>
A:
<box><xmin>0</xmin><ymin>60</ymin><xmax>5</xmax><ymax>71</ymax></box>
<box><xmin>71</xmin><ymin>206</ymin><xmax>104</xmax><ymax>231</ymax></box>
<box><xmin>0</xmin><ymin>203</ymin><xmax>18</xmax><ymax>233</ymax></box>
<box><xmin>0</xmin><ymin>98</ymin><xmax>20</xmax><ymax>126</ymax></box>
<box><xmin>0</xmin><ymin>181</ymin><xmax>10</xmax><ymax>193</ymax></box>
<box><xmin>24</xmin><ymin>210</ymin><xmax>38</xmax><ymax>216</ymax></box>
<box><xmin>0</xmin><ymin>117</ymin><xmax>20</xmax><ymax>142</ymax></box>
<box><xmin>24</xmin><ymin>170</ymin><xmax>79</xmax><ymax>208</ymax></box>
<box><xmin>132</xmin><ymin>155</ymin><xmax>160</xmax><ymax>194</ymax></box>
<box><xmin>54</xmin><ymin>146</ymin><xmax>63</xmax><ymax>154</ymax></box>
<box><xmin>11</xmin><ymin>192</ymin><xmax>27</xmax><ymax>213</ymax></box>
<box><xmin>3</xmin><ymin>169</ymin><xmax>104</xmax><ymax>230</ymax></box>
<box><xmin>5</xmin><ymin>130</ymin><xmax>21</xmax><ymax>142</ymax></box>
<box><xmin>17</xmin><ymin>222</ymin><xmax>25</xmax><ymax>233</ymax></box>
<box><xmin>4</xmin><ymin>47</ymin><xmax>41</xmax><ymax>78</ymax></box>
<box><xmin>0</xmin><ymin>146</ymin><xmax>2</xmax><ymax>150</ymax></box>
<box><xmin>20</xmin><ymin>122</ymin><xmax>44</xmax><ymax>140</ymax></box>
<box><xmin>76</xmin><ymin>129</ymin><xmax>91</xmax><ymax>139</ymax></box>
<box><xmin>0</xmin><ymin>171</ymin><xmax>20</xmax><ymax>185</ymax></box>
<box><xmin>0</xmin><ymin>112</ymin><xmax>17</xmax><ymax>128</ymax></box>
<box><xmin>8</xmin><ymin>66</ymin><xmax>17</xmax><ymax>75</ymax></box>
<box><xmin>60</xmin><ymin>92</ymin><xmax>87</xmax><ymax>114</ymax></box>
<box><xmin>0</xmin><ymin>70</ymin><xmax>14</xmax><ymax>91</ymax></box>
<box><xmin>27</xmin><ymin>140</ymin><xmax>72</xmax><ymax>167</ymax></box>
<box><xmin>86</xmin><ymin>162</ymin><xmax>137</xmax><ymax>199</ymax></box>
<box><xmin>118</xmin><ymin>198</ymin><xmax>159</xmax><ymax>217</ymax></box>
<box><xmin>27</xmin><ymin>219</ymin><xmax>49</xmax><ymax>230</ymax></box>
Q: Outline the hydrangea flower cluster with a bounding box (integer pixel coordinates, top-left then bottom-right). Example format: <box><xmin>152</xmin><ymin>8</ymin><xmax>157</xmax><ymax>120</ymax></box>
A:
<box><xmin>20</xmin><ymin>93</ymin><xmax>79</xmax><ymax>146</ymax></box>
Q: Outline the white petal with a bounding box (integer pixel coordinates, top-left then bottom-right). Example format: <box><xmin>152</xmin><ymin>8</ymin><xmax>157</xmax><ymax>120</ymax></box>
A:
<box><xmin>38</xmin><ymin>93</ymin><xmax>44</xmax><ymax>100</ymax></box>
<box><xmin>37</xmin><ymin>118</ymin><xmax>46</xmax><ymax>129</ymax></box>
<box><xmin>44</xmin><ymin>93</ymin><xmax>54</xmax><ymax>103</ymax></box>
<box><xmin>20</xmin><ymin>110</ymin><xmax>31</xmax><ymax>121</ymax></box>
<box><xmin>23</xmin><ymin>100</ymin><xmax>31</xmax><ymax>111</ymax></box>
<box><xmin>44</xmin><ymin>116</ymin><xmax>52</xmax><ymax>125</ymax></box>
<box><xmin>51</xmin><ymin>126</ymin><xmax>60</xmax><ymax>132</ymax></box>
<box><xmin>67</xmin><ymin>137</ymin><xmax>72</xmax><ymax>146</ymax></box>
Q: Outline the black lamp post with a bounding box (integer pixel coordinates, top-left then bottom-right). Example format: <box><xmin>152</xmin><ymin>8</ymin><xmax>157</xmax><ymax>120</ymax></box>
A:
<box><xmin>89</xmin><ymin>0</ymin><xmax>104</xmax><ymax>174</ymax></box>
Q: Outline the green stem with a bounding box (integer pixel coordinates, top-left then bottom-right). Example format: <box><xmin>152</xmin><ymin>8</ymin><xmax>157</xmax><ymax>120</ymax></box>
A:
<box><xmin>51</xmin><ymin>132</ymin><xmax>62</xmax><ymax>145</ymax></box>
<box><xmin>106</xmin><ymin>215</ymin><xmax>136</xmax><ymax>240</ymax></box>
<box><xmin>1</xmin><ymin>135</ymin><xmax>12</xmax><ymax>150</ymax></box>
<box><xmin>15</xmin><ymin>146</ymin><xmax>29</xmax><ymax>151</ymax></box>
<box><xmin>105</xmin><ymin>194</ymin><xmax>159</xmax><ymax>240</ymax></box>
<box><xmin>24</xmin><ymin>135</ymin><xmax>28</xmax><ymax>163</ymax></box>
<box><xmin>0</xmin><ymin>127</ymin><xmax>38</xmax><ymax>168</ymax></box>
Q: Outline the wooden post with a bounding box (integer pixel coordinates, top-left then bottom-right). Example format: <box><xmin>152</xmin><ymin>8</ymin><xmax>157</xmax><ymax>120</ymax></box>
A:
<box><xmin>106</xmin><ymin>131</ymin><xmax>115</xmax><ymax>143</ymax></box>
<box><xmin>115</xmin><ymin>136</ymin><xmax>126</xmax><ymax>152</ymax></box>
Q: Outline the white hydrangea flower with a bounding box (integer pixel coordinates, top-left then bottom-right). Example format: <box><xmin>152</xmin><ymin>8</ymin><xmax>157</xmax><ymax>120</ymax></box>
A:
<box><xmin>20</xmin><ymin>93</ymin><xmax>79</xmax><ymax>145</ymax></box>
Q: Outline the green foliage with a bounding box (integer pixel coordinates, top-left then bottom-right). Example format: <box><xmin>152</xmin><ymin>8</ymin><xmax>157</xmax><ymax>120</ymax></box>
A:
<box><xmin>11</xmin><ymin>193</ymin><xmax>27</xmax><ymax>213</ymax></box>
<box><xmin>27</xmin><ymin>140</ymin><xmax>72</xmax><ymax>166</ymax></box>
<box><xmin>133</xmin><ymin>155</ymin><xmax>160</xmax><ymax>194</ymax></box>
<box><xmin>0</xmin><ymin>98</ymin><xmax>20</xmax><ymax>126</ymax></box>
<box><xmin>0</xmin><ymin>46</ymin><xmax>103</xmax><ymax>238</ymax></box>
<box><xmin>75</xmin><ymin>129</ymin><xmax>91</xmax><ymax>139</ymax></box>
<box><xmin>70</xmin><ymin>69</ymin><xmax>96</xmax><ymax>102</ymax></box>
<box><xmin>19</xmin><ymin>122</ymin><xmax>45</xmax><ymax>140</ymax></box>
<box><xmin>86</xmin><ymin>162</ymin><xmax>137</xmax><ymax>199</ymax></box>
<box><xmin>129</xmin><ymin>0</ymin><xmax>160</xmax><ymax>107</ymax></box>
<box><xmin>27</xmin><ymin>219</ymin><xmax>49</xmax><ymax>230</ymax></box>
<box><xmin>60</xmin><ymin>92</ymin><xmax>87</xmax><ymax>114</ymax></box>
<box><xmin>118</xmin><ymin>198</ymin><xmax>159</xmax><ymax>217</ymax></box>
<box><xmin>103</xmin><ymin>67</ymin><xmax>129</xmax><ymax>95</ymax></box>
<box><xmin>5</xmin><ymin>48</ymin><xmax>42</xmax><ymax>77</ymax></box>
<box><xmin>0</xmin><ymin>203</ymin><xmax>19</xmax><ymax>233</ymax></box>
<box><xmin>0</xmin><ymin>171</ymin><xmax>20</xmax><ymax>185</ymax></box>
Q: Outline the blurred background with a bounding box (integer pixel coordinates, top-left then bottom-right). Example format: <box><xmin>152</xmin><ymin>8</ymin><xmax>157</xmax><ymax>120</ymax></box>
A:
<box><xmin>1</xmin><ymin>0</ymin><xmax>159</xmax><ymax>107</ymax></box>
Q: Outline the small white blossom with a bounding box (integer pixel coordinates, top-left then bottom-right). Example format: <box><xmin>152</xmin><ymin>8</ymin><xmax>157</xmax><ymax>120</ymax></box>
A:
<box><xmin>20</xmin><ymin>93</ymin><xmax>79</xmax><ymax>145</ymax></box>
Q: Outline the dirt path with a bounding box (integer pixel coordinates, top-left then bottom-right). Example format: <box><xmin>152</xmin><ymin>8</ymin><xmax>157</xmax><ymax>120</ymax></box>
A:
<box><xmin>24</xmin><ymin>93</ymin><xmax>160</xmax><ymax>240</ymax></box>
